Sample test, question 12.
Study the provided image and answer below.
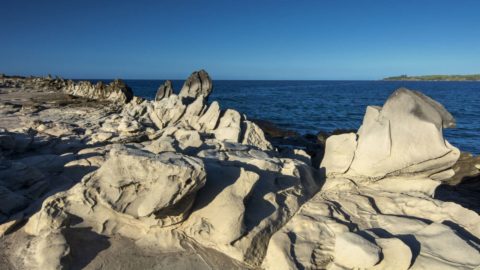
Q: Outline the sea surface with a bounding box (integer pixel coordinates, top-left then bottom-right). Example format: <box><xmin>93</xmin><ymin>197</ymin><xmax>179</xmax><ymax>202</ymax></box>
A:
<box><xmin>122</xmin><ymin>80</ymin><xmax>479</xmax><ymax>155</ymax></box>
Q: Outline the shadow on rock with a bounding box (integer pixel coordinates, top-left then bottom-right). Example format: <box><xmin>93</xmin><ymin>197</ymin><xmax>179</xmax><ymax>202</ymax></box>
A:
<box><xmin>63</xmin><ymin>227</ymin><xmax>111</xmax><ymax>270</ymax></box>
<box><xmin>434</xmin><ymin>175</ymin><xmax>480</xmax><ymax>214</ymax></box>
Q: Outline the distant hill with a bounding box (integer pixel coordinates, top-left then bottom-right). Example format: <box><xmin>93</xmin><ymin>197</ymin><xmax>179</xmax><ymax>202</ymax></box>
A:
<box><xmin>383</xmin><ymin>74</ymin><xmax>480</xmax><ymax>81</ymax></box>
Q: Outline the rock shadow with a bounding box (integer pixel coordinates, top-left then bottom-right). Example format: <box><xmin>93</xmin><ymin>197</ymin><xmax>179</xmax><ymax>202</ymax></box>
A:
<box><xmin>434</xmin><ymin>175</ymin><xmax>480</xmax><ymax>214</ymax></box>
<box><xmin>62</xmin><ymin>227</ymin><xmax>111</xmax><ymax>270</ymax></box>
<box><xmin>191</xmin><ymin>157</ymin><xmax>326</xmax><ymax>235</ymax></box>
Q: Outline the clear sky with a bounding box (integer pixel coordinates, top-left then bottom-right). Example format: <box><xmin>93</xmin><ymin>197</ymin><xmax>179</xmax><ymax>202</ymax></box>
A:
<box><xmin>1</xmin><ymin>0</ymin><xmax>479</xmax><ymax>80</ymax></box>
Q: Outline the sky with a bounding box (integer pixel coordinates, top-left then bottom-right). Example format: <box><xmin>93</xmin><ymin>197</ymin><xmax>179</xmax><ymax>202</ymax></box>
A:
<box><xmin>1</xmin><ymin>0</ymin><xmax>479</xmax><ymax>80</ymax></box>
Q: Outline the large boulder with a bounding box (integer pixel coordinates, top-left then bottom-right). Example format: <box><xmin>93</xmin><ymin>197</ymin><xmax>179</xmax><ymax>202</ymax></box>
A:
<box><xmin>87</xmin><ymin>147</ymin><xmax>206</xmax><ymax>219</ymax></box>
<box><xmin>321</xmin><ymin>88</ymin><xmax>460</xmax><ymax>181</ymax></box>
<box><xmin>178</xmin><ymin>70</ymin><xmax>212</xmax><ymax>102</ymax></box>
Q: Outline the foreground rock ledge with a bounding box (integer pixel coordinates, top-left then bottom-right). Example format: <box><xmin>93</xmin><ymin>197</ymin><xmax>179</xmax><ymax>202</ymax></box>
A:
<box><xmin>0</xmin><ymin>72</ymin><xmax>479</xmax><ymax>270</ymax></box>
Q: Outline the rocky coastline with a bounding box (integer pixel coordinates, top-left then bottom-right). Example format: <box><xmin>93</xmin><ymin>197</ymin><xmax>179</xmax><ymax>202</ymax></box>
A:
<box><xmin>0</xmin><ymin>71</ymin><xmax>479</xmax><ymax>269</ymax></box>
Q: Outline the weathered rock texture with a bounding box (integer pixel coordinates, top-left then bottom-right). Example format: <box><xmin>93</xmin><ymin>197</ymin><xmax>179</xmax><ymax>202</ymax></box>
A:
<box><xmin>63</xmin><ymin>79</ymin><xmax>133</xmax><ymax>103</ymax></box>
<box><xmin>178</xmin><ymin>69</ymin><xmax>213</xmax><ymax>102</ymax></box>
<box><xmin>1</xmin><ymin>74</ymin><xmax>479</xmax><ymax>270</ymax></box>
<box><xmin>321</xmin><ymin>88</ymin><xmax>460</xmax><ymax>183</ymax></box>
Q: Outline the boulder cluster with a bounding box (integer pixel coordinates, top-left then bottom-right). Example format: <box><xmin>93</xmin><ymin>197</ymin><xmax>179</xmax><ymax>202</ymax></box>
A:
<box><xmin>0</xmin><ymin>71</ymin><xmax>479</xmax><ymax>270</ymax></box>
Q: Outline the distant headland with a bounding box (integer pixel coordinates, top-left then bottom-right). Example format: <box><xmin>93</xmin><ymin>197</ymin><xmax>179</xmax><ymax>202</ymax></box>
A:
<box><xmin>383</xmin><ymin>74</ymin><xmax>480</xmax><ymax>81</ymax></box>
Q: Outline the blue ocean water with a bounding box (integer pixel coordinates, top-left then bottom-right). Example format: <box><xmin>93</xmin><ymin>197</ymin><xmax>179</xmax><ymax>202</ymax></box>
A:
<box><xmin>123</xmin><ymin>80</ymin><xmax>480</xmax><ymax>155</ymax></box>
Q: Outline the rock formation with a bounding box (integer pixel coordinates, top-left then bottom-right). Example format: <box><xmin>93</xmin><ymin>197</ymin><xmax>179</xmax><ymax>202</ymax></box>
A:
<box><xmin>178</xmin><ymin>69</ymin><xmax>213</xmax><ymax>103</ymax></box>
<box><xmin>0</xmin><ymin>74</ymin><xmax>479</xmax><ymax>270</ymax></box>
<box><xmin>321</xmin><ymin>88</ymin><xmax>460</xmax><ymax>183</ymax></box>
<box><xmin>155</xmin><ymin>80</ymin><xmax>173</xmax><ymax>101</ymax></box>
<box><xmin>63</xmin><ymin>79</ymin><xmax>133</xmax><ymax>103</ymax></box>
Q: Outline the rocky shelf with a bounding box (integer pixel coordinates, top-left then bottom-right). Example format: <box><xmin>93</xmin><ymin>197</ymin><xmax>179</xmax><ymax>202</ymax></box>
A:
<box><xmin>0</xmin><ymin>71</ymin><xmax>479</xmax><ymax>270</ymax></box>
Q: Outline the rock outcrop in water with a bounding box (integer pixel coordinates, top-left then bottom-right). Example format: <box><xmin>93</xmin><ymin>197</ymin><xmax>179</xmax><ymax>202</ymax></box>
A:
<box><xmin>0</xmin><ymin>71</ymin><xmax>479</xmax><ymax>270</ymax></box>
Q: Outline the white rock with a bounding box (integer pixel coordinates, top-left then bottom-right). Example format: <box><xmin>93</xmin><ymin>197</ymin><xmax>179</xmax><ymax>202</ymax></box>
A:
<box><xmin>372</xmin><ymin>238</ymin><xmax>412</xmax><ymax>270</ymax></box>
<box><xmin>322</xmin><ymin>88</ymin><xmax>460</xmax><ymax>181</ymax></box>
<box><xmin>333</xmin><ymin>232</ymin><xmax>381</xmax><ymax>268</ymax></box>
<box><xmin>183</xmin><ymin>166</ymin><xmax>259</xmax><ymax>246</ymax></box>
<box><xmin>24</xmin><ymin>230</ymin><xmax>70</xmax><ymax>270</ymax></box>
<box><xmin>320</xmin><ymin>133</ymin><xmax>357</xmax><ymax>175</ymax></box>
<box><xmin>143</xmin><ymin>136</ymin><xmax>177</xmax><ymax>153</ymax></box>
<box><xmin>173</xmin><ymin>129</ymin><xmax>203</xmax><ymax>150</ymax></box>
<box><xmin>88</xmin><ymin>148</ymin><xmax>206</xmax><ymax>219</ymax></box>
<box><xmin>241</xmin><ymin>121</ymin><xmax>272</xmax><ymax>151</ymax></box>
<box><xmin>214</xmin><ymin>109</ymin><xmax>242</xmax><ymax>142</ymax></box>
<box><xmin>411</xmin><ymin>223</ymin><xmax>480</xmax><ymax>269</ymax></box>
<box><xmin>197</xmin><ymin>101</ymin><xmax>221</xmax><ymax>131</ymax></box>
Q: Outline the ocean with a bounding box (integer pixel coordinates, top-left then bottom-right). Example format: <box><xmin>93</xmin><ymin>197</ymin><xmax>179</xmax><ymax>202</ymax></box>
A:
<box><xmin>122</xmin><ymin>80</ymin><xmax>480</xmax><ymax>155</ymax></box>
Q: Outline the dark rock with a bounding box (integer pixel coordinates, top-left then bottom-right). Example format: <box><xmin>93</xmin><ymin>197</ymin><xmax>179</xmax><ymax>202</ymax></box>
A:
<box><xmin>447</xmin><ymin>152</ymin><xmax>480</xmax><ymax>185</ymax></box>
<box><xmin>155</xmin><ymin>80</ymin><xmax>173</xmax><ymax>101</ymax></box>
<box><xmin>251</xmin><ymin>119</ymin><xmax>298</xmax><ymax>138</ymax></box>
<box><xmin>178</xmin><ymin>70</ymin><xmax>212</xmax><ymax>103</ymax></box>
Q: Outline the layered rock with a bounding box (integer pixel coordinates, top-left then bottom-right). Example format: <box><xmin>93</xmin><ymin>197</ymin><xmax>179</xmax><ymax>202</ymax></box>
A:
<box><xmin>155</xmin><ymin>80</ymin><xmax>173</xmax><ymax>101</ymax></box>
<box><xmin>63</xmin><ymin>79</ymin><xmax>133</xmax><ymax>103</ymax></box>
<box><xmin>178</xmin><ymin>69</ymin><xmax>213</xmax><ymax>103</ymax></box>
<box><xmin>321</xmin><ymin>88</ymin><xmax>460</xmax><ymax>183</ymax></box>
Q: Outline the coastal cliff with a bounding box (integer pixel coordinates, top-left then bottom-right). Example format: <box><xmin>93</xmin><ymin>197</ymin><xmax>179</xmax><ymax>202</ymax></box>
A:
<box><xmin>0</xmin><ymin>71</ymin><xmax>479</xmax><ymax>269</ymax></box>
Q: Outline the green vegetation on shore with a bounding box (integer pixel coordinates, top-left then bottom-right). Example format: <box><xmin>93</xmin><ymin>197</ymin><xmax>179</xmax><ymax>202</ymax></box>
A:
<box><xmin>383</xmin><ymin>74</ymin><xmax>480</xmax><ymax>81</ymax></box>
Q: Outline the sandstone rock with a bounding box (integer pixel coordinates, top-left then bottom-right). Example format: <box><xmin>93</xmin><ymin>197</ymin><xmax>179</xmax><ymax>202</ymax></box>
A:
<box><xmin>241</xmin><ymin>121</ymin><xmax>273</xmax><ymax>151</ymax></box>
<box><xmin>173</xmin><ymin>129</ymin><xmax>203</xmax><ymax>151</ymax></box>
<box><xmin>321</xmin><ymin>88</ymin><xmax>460</xmax><ymax>181</ymax></box>
<box><xmin>197</xmin><ymin>101</ymin><xmax>221</xmax><ymax>131</ymax></box>
<box><xmin>63</xmin><ymin>79</ymin><xmax>133</xmax><ymax>103</ymax></box>
<box><xmin>411</xmin><ymin>223</ymin><xmax>480</xmax><ymax>269</ymax></box>
<box><xmin>334</xmin><ymin>232</ymin><xmax>381</xmax><ymax>268</ymax></box>
<box><xmin>155</xmin><ymin>80</ymin><xmax>173</xmax><ymax>101</ymax></box>
<box><xmin>143</xmin><ymin>136</ymin><xmax>177</xmax><ymax>154</ymax></box>
<box><xmin>91</xmin><ymin>131</ymin><xmax>114</xmax><ymax>143</ymax></box>
<box><xmin>183</xmin><ymin>166</ymin><xmax>259</xmax><ymax>247</ymax></box>
<box><xmin>214</xmin><ymin>109</ymin><xmax>242</xmax><ymax>142</ymax></box>
<box><xmin>149</xmin><ymin>95</ymin><xmax>186</xmax><ymax>129</ymax></box>
<box><xmin>24</xmin><ymin>230</ymin><xmax>70</xmax><ymax>270</ymax></box>
<box><xmin>320</xmin><ymin>133</ymin><xmax>357</xmax><ymax>175</ymax></box>
<box><xmin>178</xmin><ymin>70</ymin><xmax>212</xmax><ymax>102</ymax></box>
<box><xmin>371</xmin><ymin>238</ymin><xmax>412</xmax><ymax>270</ymax></box>
<box><xmin>86</xmin><ymin>147</ymin><xmax>206</xmax><ymax>219</ymax></box>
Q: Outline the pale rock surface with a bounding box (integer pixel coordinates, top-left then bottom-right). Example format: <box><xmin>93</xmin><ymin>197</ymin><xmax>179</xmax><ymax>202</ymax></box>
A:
<box><xmin>214</xmin><ymin>109</ymin><xmax>242</xmax><ymax>142</ymax></box>
<box><xmin>241</xmin><ymin>120</ymin><xmax>273</xmax><ymax>151</ymax></box>
<box><xmin>411</xmin><ymin>223</ymin><xmax>480</xmax><ymax>269</ymax></box>
<box><xmin>63</xmin><ymin>79</ymin><xmax>133</xmax><ymax>103</ymax></box>
<box><xmin>23</xmin><ymin>230</ymin><xmax>70</xmax><ymax>270</ymax></box>
<box><xmin>333</xmin><ymin>232</ymin><xmax>381</xmax><ymax>268</ymax></box>
<box><xmin>2</xmin><ymin>73</ymin><xmax>480</xmax><ymax>270</ymax></box>
<box><xmin>320</xmin><ymin>132</ymin><xmax>357</xmax><ymax>175</ymax></box>
<box><xmin>197</xmin><ymin>101</ymin><xmax>220</xmax><ymax>131</ymax></box>
<box><xmin>84</xmin><ymin>147</ymin><xmax>206</xmax><ymax>219</ymax></box>
<box><xmin>321</xmin><ymin>88</ymin><xmax>460</xmax><ymax>181</ymax></box>
<box><xmin>371</xmin><ymin>238</ymin><xmax>412</xmax><ymax>270</ymax></box>
<box><xmin>183</xmin><ymin>167</ymin><xmax>259</xmax><ymax>249</ymax></box>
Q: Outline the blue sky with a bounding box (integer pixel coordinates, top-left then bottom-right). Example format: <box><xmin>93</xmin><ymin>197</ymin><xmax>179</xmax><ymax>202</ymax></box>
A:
<box><xmin>1</xmin><ymin>0</ymin><xmax>479</xmax><ymax>80</ymax></box>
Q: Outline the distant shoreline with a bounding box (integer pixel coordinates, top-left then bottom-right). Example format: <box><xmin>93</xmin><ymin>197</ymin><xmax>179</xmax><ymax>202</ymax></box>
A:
<box><xmin>383</xmin><ymin>74</ymin><xmax>480</xmax><ymax>81</ymax></box>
